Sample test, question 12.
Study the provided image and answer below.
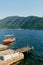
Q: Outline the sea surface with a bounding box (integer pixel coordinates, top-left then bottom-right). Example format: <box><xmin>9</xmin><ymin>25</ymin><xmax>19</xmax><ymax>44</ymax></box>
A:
<box><xmin>0</xmin><ymin>30</ymin><xmax>43</xmax><ymax>65</ymax></box>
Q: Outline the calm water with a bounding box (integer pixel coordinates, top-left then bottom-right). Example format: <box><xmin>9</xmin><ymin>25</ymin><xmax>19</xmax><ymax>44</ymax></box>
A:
<box><xmin>0</xmin><ymin>30</ymin><xmax>43</xmax><ymax>65</ymax></box>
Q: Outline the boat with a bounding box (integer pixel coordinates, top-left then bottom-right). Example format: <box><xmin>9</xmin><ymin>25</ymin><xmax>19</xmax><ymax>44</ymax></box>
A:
<box><xmin>0</xmin><ymin>44</ymin><xmax>32</xmax><ymax>65</ymax></box>
<box><xmin>0</xmin><ymin>50</ymin><xmax>24</xmax><ymax>65</ymax></box>
<box><xmin>3</xmin><ymin>34</ymin><xmax>16</xmax><ymax>45</ymax></box>
<box><xmin>0</xmin><ymin>44</ymin><xmax>8</xmax><ymax>51</ymax></box>
<box><xmin>0</xmin><ymin>44</ymin><xmax>24</xmax><ymax>65</ymax></box>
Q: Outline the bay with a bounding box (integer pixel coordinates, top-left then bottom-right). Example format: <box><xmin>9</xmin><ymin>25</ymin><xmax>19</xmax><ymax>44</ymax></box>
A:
<box><xmin>0</xmin><ymin>30</ymin><xmax>43</xmax><ymax>65</ymax></box>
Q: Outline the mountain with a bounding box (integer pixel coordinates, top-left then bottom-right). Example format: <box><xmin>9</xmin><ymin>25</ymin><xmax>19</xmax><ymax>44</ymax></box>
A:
<box><xmin>0</xmin><ymin>16</ymin><xmax>43</xmax><ymax>29</ymax></box>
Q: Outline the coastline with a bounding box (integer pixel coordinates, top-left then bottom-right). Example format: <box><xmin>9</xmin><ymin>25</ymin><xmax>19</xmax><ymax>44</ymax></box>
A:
<box><xmin>0</xmin><ymin>28</ymin><xmax>41</xmax><ymax>30</ymax></box>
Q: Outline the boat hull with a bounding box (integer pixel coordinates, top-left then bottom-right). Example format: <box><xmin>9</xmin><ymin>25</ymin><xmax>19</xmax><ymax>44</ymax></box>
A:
<box><xmin>3</xmin><ymin>38</ymin><xmax>15</xmax><ymax>45</ymax></box>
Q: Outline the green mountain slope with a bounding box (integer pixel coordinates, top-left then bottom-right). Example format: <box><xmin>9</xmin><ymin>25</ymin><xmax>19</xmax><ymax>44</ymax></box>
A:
<box><xmin>0</xmin><ymin>16</ymin><xmax>43</xmax><ymax>29</ymax></box>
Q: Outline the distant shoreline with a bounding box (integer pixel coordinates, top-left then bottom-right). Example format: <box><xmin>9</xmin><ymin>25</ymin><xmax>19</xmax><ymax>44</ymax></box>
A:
<box><xmin>0</xmin><ymin>29</ymin><xmax>41</xmax><ymax>30</ymax></box>
<box><xmin>0</xmin><ymin>29</ymin><xmax>25</xmax><ymax>30</ymax></box>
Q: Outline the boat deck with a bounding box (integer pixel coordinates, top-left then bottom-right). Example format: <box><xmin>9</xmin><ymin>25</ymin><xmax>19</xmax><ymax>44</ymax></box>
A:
<box><xmin>0</xmin><ymin>49</ymin><xmax>14</xmax><ymax>56</ymax></box>
<box><xmin>0</xmin><ymin>53</ymin><xmax>24</xmax><ymax>65</ymax></box>
<box><xmin>0</xmin><ymin>44</ymin><xmax>32</xmax><ymax>65</ymax></box>
<box><xmin>0</xmin><ymin>44</ymin><xmax>8</xmax><ymax>51</ymax></box>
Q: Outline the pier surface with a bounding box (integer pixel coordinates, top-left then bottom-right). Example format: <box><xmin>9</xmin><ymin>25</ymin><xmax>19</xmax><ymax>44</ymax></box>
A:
<box><xmin>16</xmin><ymin>47</ymin><xmax>32</xmax><ymax>53</ymax></box>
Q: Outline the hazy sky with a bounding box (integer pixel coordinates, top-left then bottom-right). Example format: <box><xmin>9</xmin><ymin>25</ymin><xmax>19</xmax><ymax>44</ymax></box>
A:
<box><xmin>0</xmin><ymin>0</ymin><xmax>43</xmax><ymax>19</ymax></box>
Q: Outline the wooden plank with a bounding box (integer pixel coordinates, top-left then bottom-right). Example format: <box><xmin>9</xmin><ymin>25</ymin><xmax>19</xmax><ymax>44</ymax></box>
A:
<box><xmin>16</xmin><ymin>47</ymin><xmax>32</xmax><ymax>53</ymax></box>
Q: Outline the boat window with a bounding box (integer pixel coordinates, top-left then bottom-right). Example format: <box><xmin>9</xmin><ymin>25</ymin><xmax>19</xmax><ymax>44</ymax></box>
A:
<box><xmin>0</xmin><ymin>56</ymin><xmax>4</xmax><ymax>60</ymax></box>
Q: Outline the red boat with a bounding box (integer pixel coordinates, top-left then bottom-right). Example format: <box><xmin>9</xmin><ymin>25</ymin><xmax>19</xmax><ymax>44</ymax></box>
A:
<box><xmin>3</xmin><ymin>34</ymin><xmax>16</xmax><ymax>45</ymax></box>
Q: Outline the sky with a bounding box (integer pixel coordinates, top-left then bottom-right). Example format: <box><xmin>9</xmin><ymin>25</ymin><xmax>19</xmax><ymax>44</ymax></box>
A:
<box><xmin>0</xmin><ymin>0</ymin><xmax>43</xmax><ymax>19</ymax></box>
